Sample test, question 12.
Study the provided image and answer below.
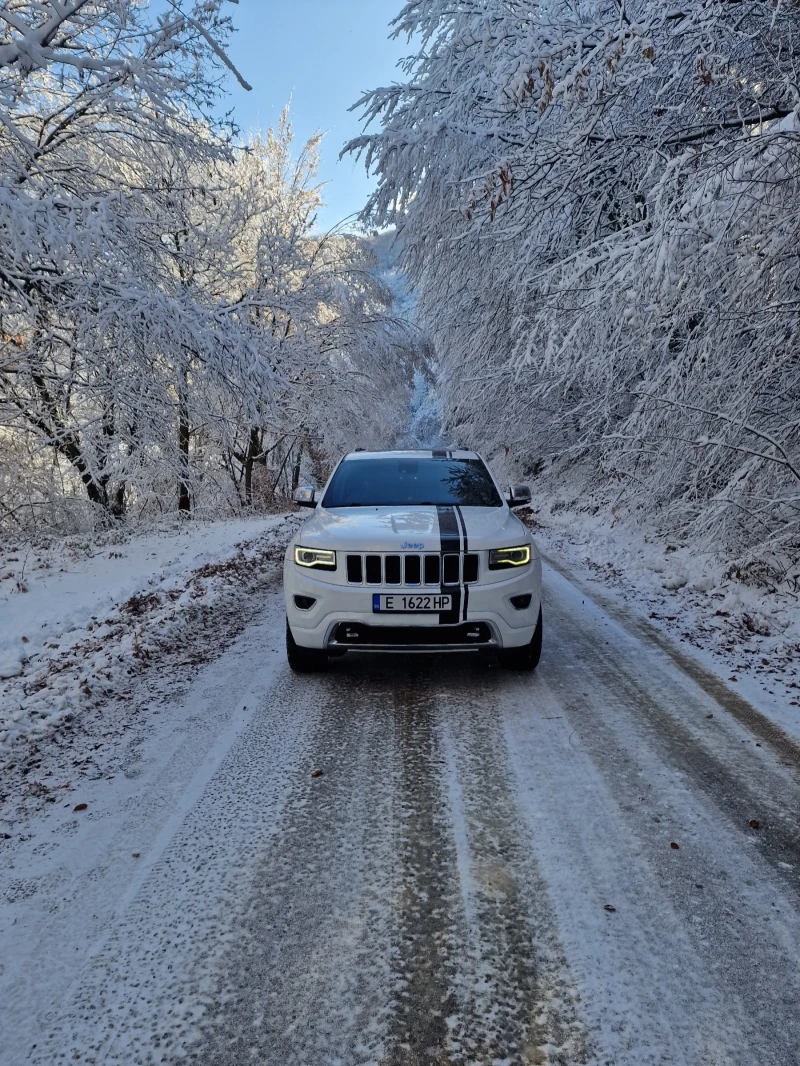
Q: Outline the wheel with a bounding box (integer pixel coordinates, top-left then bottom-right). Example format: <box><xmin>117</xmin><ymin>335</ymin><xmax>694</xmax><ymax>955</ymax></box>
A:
<box><xmin>499</xmin><ymin>607</ymin><xmax>542</xmax><ymax>671</ymax></box>
<box><xmin>286</xmin><ymin>619</ymin><xmax>329</xmax><ymax>673</ymax></box>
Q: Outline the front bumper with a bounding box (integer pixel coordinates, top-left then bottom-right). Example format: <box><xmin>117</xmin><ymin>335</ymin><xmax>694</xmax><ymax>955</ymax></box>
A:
<box><xmin>284</xmin><ymin>557</ymin><xmax>542</xmax><ymax>652</ymax></box>
<box><xmin>327</xmin><ymin>620</ymin><xmax>498</xmax><ymax>653</ymax></box>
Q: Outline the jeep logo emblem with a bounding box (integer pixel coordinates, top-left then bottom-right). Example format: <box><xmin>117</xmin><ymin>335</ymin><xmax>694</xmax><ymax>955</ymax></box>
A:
<box><xmin>401</xmin><ymin>541</ymin><xmax>425</xmax><ymax>550</ymax></box>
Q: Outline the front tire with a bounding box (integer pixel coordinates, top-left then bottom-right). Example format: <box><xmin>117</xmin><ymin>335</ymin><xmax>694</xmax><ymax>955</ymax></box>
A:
<box><xmin>499</xmin><ymin>607</ymin><xmax>542</xmax><ymax>671</ymax></box>
<box><xmin>286</xmin><ymin>619</ymin><xmax>329</xmax><ymax>673</ymax></box>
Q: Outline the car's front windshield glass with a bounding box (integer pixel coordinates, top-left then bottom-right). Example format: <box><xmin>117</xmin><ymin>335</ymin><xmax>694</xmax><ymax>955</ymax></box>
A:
<box><xmin>321</xmin><ymin>457</ymin><xmax>503</xmax><ymax>508</ymax></box>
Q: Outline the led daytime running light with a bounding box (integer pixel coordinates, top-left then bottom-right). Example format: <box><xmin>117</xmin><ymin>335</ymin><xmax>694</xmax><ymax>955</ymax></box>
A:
<box><xmin>294</xmin><ymin>546</ymin><xmax>336</xmax><ymax>569</ymax></box>
<box><xmin>488</xmin><ymin>544</ymin><xmax>531</xmax><ymax>569</ymax></box>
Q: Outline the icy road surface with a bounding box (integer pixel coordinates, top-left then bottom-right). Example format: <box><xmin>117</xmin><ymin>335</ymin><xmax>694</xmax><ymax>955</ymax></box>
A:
<box><xmin>1</xmin><ymin>563</ymin><xmax>799</xmax><ymax>1066</ymax></box>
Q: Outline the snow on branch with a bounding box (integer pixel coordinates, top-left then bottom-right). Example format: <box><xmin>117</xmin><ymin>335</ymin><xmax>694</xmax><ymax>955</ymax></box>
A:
<box><xmin>0</xmin><ymin>8</ymin><xmax>423</xmax><ymax>529</ymax></box>
<box><xmin>346</xmin><ymin>0</ymin><xmax>800</xmax><ymax>567</ymax></box>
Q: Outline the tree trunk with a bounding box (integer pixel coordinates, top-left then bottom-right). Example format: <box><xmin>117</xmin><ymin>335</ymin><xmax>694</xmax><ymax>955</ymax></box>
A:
<box><xmin>244</xmin><ymin>426</ymin><xmax>261</xmax><ymax>506</ymax></box>
<box><xmin>291</xmin><ymin>440</ymin><xmax>303</xmax><ymax>493</ymax></box>
<box><xmin>81</xmin><ymin>469</ymin><xmax>106</xmax><ymax>508</ymax></box>
<box><xmin>178</xmin><ymin>365</ymin><xmax>191</xmax><ymax>514</ymax></box>
<box><xmin>111</xmin><ymin>482</ymin><xmax>126</xmax><ymax>518</ymax></box>
<box><xmin>29</xmin><ymin>368</ymin><xmax>111</xmax><ymax>513</ymax></box>
<box><xmin>59</xmin><ymin>435</ymin><xmax>107</xmax><ymax>510</ymax></box>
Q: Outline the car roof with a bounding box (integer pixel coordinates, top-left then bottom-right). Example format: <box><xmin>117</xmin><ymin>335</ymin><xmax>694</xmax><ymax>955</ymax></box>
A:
<box><xmin>343</xmin><ymin>449</ymin><xmax>479</xmax><ymax>461</ymax></box>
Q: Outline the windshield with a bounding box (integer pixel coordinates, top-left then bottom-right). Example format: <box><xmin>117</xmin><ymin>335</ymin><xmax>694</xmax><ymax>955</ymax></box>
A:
<box><xmin>322</xmin><ymin>456</ymin><xmax>503</xmax><ymax>508</ymax></box>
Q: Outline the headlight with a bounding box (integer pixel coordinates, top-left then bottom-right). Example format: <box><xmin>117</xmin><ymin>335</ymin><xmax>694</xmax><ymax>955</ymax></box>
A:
<box><xmin>294</xmin><ymin>546</ymin><xmax>336</xmax><ymax>571</ymax></box>
<box><xmin>488</xmin><ymin>544</ymin><xmax>531</xmax><ymax>570</ymax></box>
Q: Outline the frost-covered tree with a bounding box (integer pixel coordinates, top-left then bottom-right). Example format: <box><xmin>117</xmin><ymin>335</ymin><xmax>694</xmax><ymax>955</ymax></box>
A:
<box><xmin>348</xmin><ymin>0</ymin><xmax>800</xmax><ymax>568</ymax></box>
<box><xmin>0</xmin><ymin>1</ymin><xmax>253</xmax><ymax>522</ymax></box>
<box><xmin>0</xmin><ymin>3</ymin><xmax>421</xmax><ymax>530</ymax></box>
<box><xmin>200</xmin><ymin>119</ymin><xmax>422</xmax><ymax>509</ymax></box>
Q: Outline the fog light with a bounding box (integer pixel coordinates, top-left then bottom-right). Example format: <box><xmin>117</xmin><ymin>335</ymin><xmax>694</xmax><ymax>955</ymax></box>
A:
<box><xmin>294</xmin><ymin>594</ymin><xmax>316</xmax><ymax>610</ymax></box>
<box><xmin>510</xmin><ymin>593</ymin><xmax>532</xmax><ymax>610</ymax></box>
<box><xmin>338</xmin><ymin>624</ymin><xmax>363</xmax><ymax>643</ymax></box>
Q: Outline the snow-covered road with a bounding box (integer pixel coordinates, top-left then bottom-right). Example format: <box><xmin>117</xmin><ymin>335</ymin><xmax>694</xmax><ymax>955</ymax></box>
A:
<box><xmin>1</xmin><ymin>562</ymin><xmax>799</xmax><ymax>1066</ymax></box>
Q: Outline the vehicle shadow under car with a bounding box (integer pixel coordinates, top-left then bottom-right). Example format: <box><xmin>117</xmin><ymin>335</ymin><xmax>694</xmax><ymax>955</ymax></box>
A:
<box><xmin>307</xmin><ymin>649</ymin><xmax>532</xmax><ymax>688</ymax></box>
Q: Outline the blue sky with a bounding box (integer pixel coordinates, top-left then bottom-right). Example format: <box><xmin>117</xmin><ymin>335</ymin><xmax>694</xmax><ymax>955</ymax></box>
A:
<box><xmin>221</xmin><ymin>1</ymin><xmax>410</xmax><ymax>232</ymax></box>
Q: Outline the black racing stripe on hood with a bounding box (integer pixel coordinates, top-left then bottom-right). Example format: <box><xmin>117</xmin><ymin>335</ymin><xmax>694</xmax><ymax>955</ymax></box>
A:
<box><xmin>432</xmin><ymin>449</ymin><xmax>447</xmax><ymax>457</ymax></box>
<box><xmin>437</xmin><ymin>505</ymin><xmax>461</xmax><ymax>624</ymax></box>
<box><xmin>454</xmin><ymin>506</ymin><xmax>469</xmax><ymax>621</ymax></box>
<box><xmin>437</xmin><ymin>504</ymin><xmax>460</xmax><ymax>553</ymax></box>
<box><xmin>454</xmin><ymin>505</ymin><xmax>468</xmax><ymax>552</ymax></box>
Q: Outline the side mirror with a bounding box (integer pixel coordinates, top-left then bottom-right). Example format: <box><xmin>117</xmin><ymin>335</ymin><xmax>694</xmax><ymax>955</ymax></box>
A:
<box><xmin>506</xmin><ymin>484</ymin><xmax>531</xmax><ymax>509</ymax></box>
<box><xmin>293</xmin><ymin>485</ymin><xmax>316</xmax><ymax>508</ymax></box>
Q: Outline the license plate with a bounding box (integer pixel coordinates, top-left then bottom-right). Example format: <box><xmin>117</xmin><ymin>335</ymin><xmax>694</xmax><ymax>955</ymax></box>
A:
<box><xmin>373</xmin><ymin>593</ymin><xmax>452</xmax><ymax>613</ymax></box>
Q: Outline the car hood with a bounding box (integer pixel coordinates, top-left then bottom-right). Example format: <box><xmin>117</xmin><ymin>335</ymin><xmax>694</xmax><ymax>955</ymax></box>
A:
<box><xmin>295</xmin><ymin>505</ymin><xmax>531</xmax><ymax>553</ymax></box>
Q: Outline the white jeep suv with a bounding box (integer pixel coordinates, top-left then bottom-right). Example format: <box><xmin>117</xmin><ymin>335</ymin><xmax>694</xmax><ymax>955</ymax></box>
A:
<box><xmin>283</xmin><ymin>449</ymin><xmax>542</xmax><ymax>672</ymax></box>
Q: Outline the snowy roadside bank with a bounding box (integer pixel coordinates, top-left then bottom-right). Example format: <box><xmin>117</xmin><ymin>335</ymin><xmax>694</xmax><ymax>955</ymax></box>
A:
<box><xmin>0</xmin><ymin>514</ymin><xmax>300</xmax><ymax>765</ymax></box>
<box><xmin>523</xmin><ymin>495</ymin><xmax>800</xmax><ymax>743</ymax></box>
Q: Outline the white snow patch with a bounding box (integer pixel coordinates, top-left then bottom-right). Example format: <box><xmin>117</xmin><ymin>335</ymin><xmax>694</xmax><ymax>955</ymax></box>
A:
<box><xmin>523</xmin><ymin>493</ymin><xmax>800</xmax><ymax>742</ymax></box>
<box><xmin>0</xmin><ymin>514</ymin><xmax>299</xmax><ymax>755</ymax></box>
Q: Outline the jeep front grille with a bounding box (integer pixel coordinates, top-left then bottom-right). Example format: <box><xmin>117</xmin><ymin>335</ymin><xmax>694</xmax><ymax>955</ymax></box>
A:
<box><xmin>345</xmin><ymin>552</ymin><xmax>479</xmax><ymax>587</ymax></box>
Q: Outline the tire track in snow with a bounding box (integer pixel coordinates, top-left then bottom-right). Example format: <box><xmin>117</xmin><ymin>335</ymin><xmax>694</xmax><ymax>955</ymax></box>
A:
<box><xmin>384</xmin><ymin>663</ymin><xmax>461</xmax><ymax>1066</ymax></box>
<box><xmin>189</xmin><ymin>666</ymin><xmax>397</xmax><ymax>1066</ymax></box>
<box><xmin>544</xmin><ymin>575</ymin><xmax>800</xmax><ymax>895</ymax></box>
<box><xmin>493</xmin><ymin>576</ymin><xmax>800</xmax><ymax>1065</ymax></box>
<box><xmin>10</xmin><ymin>608</ymin><xmax>310</xmax><ymax>1066</ymax></box>
<box><xmin>382</xmin><ymin>656</ymin><xmax>589</xmax><ymax>1066</ymax></box>
<box><xmin>435</xmin><ymin>666</ymin><xmax>590</xmax><ymax>1065</ymax></box>
<box><xmin>543</xmin><ymin>553</ymin><xmax>800</xmax><ymax>770</ymax></box>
